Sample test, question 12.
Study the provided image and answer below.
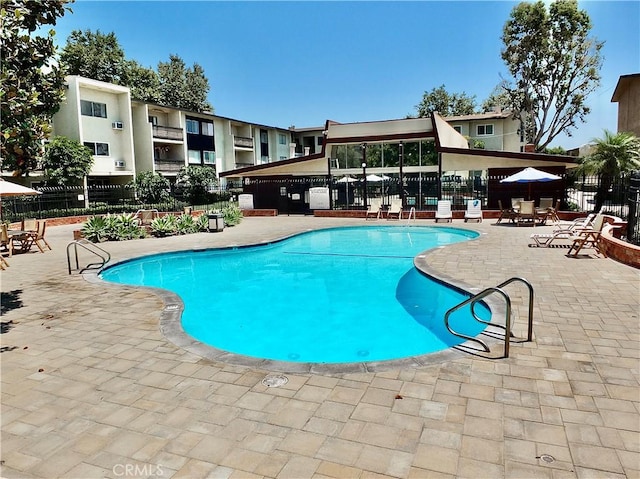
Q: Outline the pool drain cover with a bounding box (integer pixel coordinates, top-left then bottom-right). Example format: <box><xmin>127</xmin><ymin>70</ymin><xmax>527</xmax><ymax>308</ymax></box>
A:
<box><xmin>262</xmin><ymin>374</ymin><xmax>288</xmax><ymax>388</ymax></box>
<box><xmin>538</xmin><ymin>454</ymin><xmax>555</xmax><ymax>463</ymax></box>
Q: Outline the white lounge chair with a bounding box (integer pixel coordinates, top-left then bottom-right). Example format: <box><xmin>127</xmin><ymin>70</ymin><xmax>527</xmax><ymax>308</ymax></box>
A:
<box><xmin>365</xmin><ymin>198</ymin><xmax>382</xmax><ymax>220</ymax></box>
<box><xmin>435</xmin><ymin>200</ymin><xmax>452</xmax><ymax>223</ymax></box>
<box><xmin>386</xmin><ymin>199</ymin><xmax>403</xmax><ymax>220</ymax></box>
<box><xmin>464</xmin><ymin>199</ymin><xmax>483</xmax><ymax>222</ymax></box>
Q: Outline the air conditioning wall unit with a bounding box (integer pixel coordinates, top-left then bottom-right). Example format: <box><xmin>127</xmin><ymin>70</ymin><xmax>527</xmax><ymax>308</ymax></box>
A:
<box><xmin>112</xmin><ymin>121</ymin><xmax>123</xmax><ymax>130</ymax></box>
<box><xmin>114</xmin><ymin>160</ymin><xmax>126</xmax><ymax>168</ymax></box>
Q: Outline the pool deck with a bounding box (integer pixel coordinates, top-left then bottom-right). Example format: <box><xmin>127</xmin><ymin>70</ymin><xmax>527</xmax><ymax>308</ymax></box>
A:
<box><xmin>1</xmin><ymin>216</ymin><xmax>638</xmax><ymax>478</ymax></box>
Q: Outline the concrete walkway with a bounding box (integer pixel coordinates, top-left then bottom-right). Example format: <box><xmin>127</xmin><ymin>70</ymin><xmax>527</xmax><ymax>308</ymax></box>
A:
<box><xmin>1</xmin><ymin>216</ymin><xmax>638</xmax><ymax>478</ymax></box>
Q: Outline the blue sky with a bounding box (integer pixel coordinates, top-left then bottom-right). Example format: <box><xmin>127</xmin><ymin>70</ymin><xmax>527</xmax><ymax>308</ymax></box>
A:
<box><xmin>53</xmin><ymin>1</ymin><xmax>639</xmax><ymax>149</ymax></box>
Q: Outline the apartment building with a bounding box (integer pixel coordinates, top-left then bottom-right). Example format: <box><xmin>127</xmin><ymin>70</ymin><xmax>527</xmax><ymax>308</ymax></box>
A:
<box><xmin>445</xmin><ymin>109</ymin><xmax>525</xmax><ymax>152</ymax></box>
<box><xmin>51</xmin><ymin>76</ymin><xmax>136</xmax><ymax>185</ymax></box>
<box><xmin>50</xmin><ymin>76</ymin><xmax>293</xmax><ymax>186</ymax></box>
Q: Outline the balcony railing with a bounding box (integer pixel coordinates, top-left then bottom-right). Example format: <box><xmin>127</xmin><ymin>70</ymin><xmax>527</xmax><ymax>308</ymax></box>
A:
<box><xmin>234</xmin><ymin>136</ymin><xmax>254</xmax><ymax>149</ymax></box>
<box><xmin>154</xmin><ymin>158</ymin><xmax>184</xmax><ymax>173</ymax></box>
<box><xmin>153</xmin><ymin>125</ymin><xmax>184</xmax><ymax>141</ymax></box>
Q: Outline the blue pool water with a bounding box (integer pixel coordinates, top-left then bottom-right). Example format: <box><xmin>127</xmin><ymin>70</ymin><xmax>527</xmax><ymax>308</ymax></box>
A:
<box><xmin>100</xmin><ymin>226</ymin><xmax>489</xmax><ymax>363</ymax></box>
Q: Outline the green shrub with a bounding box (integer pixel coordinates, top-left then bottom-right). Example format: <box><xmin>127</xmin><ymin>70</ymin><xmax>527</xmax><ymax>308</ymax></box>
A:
<box><xmin>221</xmin><ymin>203</ymin><xmax>243</xmax><ymax>226</ymax></box>
<box><xmin>81</xmin><ymin>216</ymin><xmax>108</xmax><ymax>242</ymax></box>
<box><xmin>195</xmin><ymin>214</ymin><xmax>208</xmax><ymax>232</ymax></box>
<box><xmin>150</xmin><ymin>215</ymin><xmax>177</xmax><ymax>237</ymax></box>
<box><xmin>175</xmin><ymin>214</ymin><xmax>199</xmax><ymax>235</ymax></box>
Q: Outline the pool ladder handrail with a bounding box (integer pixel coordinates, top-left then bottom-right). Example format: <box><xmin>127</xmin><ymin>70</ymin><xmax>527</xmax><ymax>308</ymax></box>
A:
<box><xmin>66</xmin><ymin>239</ymin><xmax>111</xmax><ymax>274</ymax></box>
<box><xmin>405</xmin><ymin>206</ymin><xmax>416</xmax><ymax>225</ymax></box>
<box><xmin>444</xmin><ymin>277</ymin><xmax>534</xmax><ymax>358</ymax></box>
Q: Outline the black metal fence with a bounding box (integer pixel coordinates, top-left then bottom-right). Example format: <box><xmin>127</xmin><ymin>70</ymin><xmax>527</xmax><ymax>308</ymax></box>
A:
<box><xmin>1</xmin><ymin>184</ymin><xmax>230</xmax><ymax>223</ymax></box>
<box><xmin>627</xmin><ymin>174</ymin><xmax>640</xmax><ymax>245</ymax></box>
<box><xmin>3</xmin><ymin>174</ymin><xmax>638</xmax><ymax>240</ymax></box>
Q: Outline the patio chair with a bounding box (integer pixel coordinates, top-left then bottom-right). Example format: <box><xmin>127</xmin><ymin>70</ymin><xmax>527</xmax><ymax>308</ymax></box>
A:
<box><xmin>511</xmin><ymin>197</ymin><xmax>524</xmax><ymax>209</ymax></box>
<box><xmin>464</xmin><ymin>199</ymin><xmax>483</xmax><ymax>222</ymax></box>
<box><xmin>516</xmin><ymin>200</ymin><xmax>537</xmax><ymax>226</ymax></box>
<box><xmin>31</xmin><ymin>220</ymin><xmax>52</xmax><ymax>253</ymax></box>
<box><xmin>495</xmin><ymin>200</ymin><xmax>515</xmax><ymax>224</ymax></box>
<box><xmin>386</xmin><ymin>199</ymin><xmax>403</xmax><ymax>220</ymax></box>
<box><xmin>535</xmin><ymin>198</ymin><xmax>554</xmax><ymax>224</ymax></box>
<box><xmin>0</xmin><ymin>224</ymin><xmax>33</xmax><ymax>256</ymax></box>
<box><xmin>567</xmin><ymin>214</ymin><xmax>607</xmax><ymax>257</ymax></box>
<box><xmin>0</xmin><ymin>224</ymin><xmax>15</xmax><ymax>257</ymax></box>
<box><xmin>365</xmin><ymin>198</ymin><xmax>382</xmax><ymax>220</ymax></box>
<box><xmin>435</xmin><ymin>200</ymin><xmax>452</xmax><ymax>223</ymax></box>
<box><xmin>21</xmin><ymin>218</ymin><xmax>38</xmax><ymax>232</ymax></box>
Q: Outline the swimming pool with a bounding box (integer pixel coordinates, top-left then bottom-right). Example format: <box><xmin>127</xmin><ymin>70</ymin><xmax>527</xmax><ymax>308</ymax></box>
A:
<box><xmin>100</xmin><ymin>225</ymin><xmax>489</xmax><ymax>364</ymax></box>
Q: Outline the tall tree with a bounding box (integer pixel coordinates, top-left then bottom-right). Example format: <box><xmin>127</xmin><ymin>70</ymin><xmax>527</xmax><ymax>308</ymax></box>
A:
<box><xmin>157</xmin><ymin>55</ymin><xmax>212</xmax><ymax>112</ymax></box>
<box><xmin>121</xmin><ymin>60</ymin><xmax>160</xmax><ymax>103</ymax></box>
<box><xmin>59</xmin><ymin>29</ymin><xmax>125</xmax><ymax>83</ymax></box>
<box><xmin>184</xmin><ymin>63</ymin><xmax>212</xmax><ymax>112</ymax></box>
<box><xmin>1</xmin><ymin>0</ymin><xmax>70</xmax><ymax>176</ymax></box>
<box><xmin>41</xmin><ymin>136</ymin><xmax>94</xmax><ymax>185</ymax></box>
<box><xmin>481</xmin><ymin>80</ymin><xmax>513</xmax><ymax>112</ymax></box>
<box><xmin>501</xmin><ymin>0</ymin><xmax>603</xmax><ymax>151</ymax></box>
<box><xmin>575</xmin><ymin>130</ymin><xmax>640</xmax><ymax>213</ymax></box>
<box><xmin>415</xmin><ymin>85</ymin><xmax>476</xmax><ymax>117</ymax></box>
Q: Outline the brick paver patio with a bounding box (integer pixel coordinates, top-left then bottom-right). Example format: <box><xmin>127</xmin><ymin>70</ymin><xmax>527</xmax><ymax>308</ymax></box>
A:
<box><xmin>1</xmin><ymin>216</ymin><xmax>638</xmax><ymax>478</ymax></box>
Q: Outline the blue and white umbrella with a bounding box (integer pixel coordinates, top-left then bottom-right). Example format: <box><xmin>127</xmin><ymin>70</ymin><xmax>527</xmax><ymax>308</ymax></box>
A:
<box><xmin>500</xmin><ymin>167</ymin><xmax>561</xmax><ymax>200</ymax></box>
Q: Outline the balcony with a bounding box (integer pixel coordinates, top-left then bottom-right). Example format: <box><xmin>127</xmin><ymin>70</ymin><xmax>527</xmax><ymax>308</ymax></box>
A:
<box><xmin>153</xmin><ymin>125</ymin><xmax>184</xmax><ymax>141</ymax></box>
<box><xmin>234</xmin><ymin>136</ymin><xmax>254</xmax><ymax>149</ymax></box>
<box><xmin>154</xmin><ymin>158</ymin><xmax>184</xmax><ymax>173</ymax></box>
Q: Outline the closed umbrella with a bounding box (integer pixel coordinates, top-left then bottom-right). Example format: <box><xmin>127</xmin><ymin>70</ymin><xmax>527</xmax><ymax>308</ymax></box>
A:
<box><xmin>500</xmin><ymin>167</ymin><xmax>561</xmax><ymax>200</ymax></box>
<box><xmin>336</xmin><ymin>176</ymin><xmax>357</xmax><ymax>207</ymax></box>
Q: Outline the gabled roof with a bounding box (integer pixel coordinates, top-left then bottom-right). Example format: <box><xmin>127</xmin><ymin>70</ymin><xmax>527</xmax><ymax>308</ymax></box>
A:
<box><xmin>445</xmin><ymin>110</ymin><xmax>513</xmax><ymax>122</ymax></box>
<box><xmin>611</xmin><ymin>73</ymin><xmax>640</xmax><ymax>102</ymax></box>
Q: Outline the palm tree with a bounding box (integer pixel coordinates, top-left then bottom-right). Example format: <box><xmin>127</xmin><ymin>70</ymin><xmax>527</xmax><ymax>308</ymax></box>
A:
<box><xmin>575</xmin><ymin>130</ymin><xmax>640</xmax><ymax>213</ymax></box>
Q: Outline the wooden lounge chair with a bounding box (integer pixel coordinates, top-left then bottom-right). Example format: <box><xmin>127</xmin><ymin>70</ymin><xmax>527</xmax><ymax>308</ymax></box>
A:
<box><xmin>567</xmin><ymin>214</ymin><xmax>607</xmax><ymax>257</ymax></box>
<box><xmin>464</xmin><ymin>199</ymin><xmax>483</xmax><ymax>222</ymax></box>
<box><xmin>435</xmin><ymin>200</ymin><xmax>452</xmax><ymax>223</ymax></box>
<box><xmin>386</xmin><ymin>199</ymin><xmax>403</xmax><ymax>220</ymax></box>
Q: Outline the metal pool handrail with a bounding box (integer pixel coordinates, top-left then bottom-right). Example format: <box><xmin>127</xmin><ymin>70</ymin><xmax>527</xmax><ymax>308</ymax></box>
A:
<box><xmin>444</xmin><ymin>277</ymin><xmax>534</xmax><ymax>358</ymax></box>
<box><xmin>67</xmin><ymin>239</ymin><xmax>111</xmax><ymax>274</ymax></box>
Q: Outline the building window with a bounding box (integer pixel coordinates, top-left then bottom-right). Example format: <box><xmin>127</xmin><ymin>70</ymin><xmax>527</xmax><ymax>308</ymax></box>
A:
<box><xmin>203</xmin><ymin>151</ymin><xmax>215</xmax><ymax>165</ymax></box>
<box><xmin>317</xmin><ymin>136</ymin><xmax>323</xmax><ymax>146</ymax></box>
<box><xmin>84</xmin><ymin>142</ymin><xmax>110</xmax><ymax>156</ymax></box>
<box><xmin>278</xmin><ymin>134</ymin><xmax>287</xmax><ymax>145</ymax></box>
<box><xmin>188</xmin><ymin>150</ymin><xmax>201</xmax><ymax>164</ymax></box>
<box><xmin>476</xmin><ymin>124</ymin><xmax>494</xmax><ymax>136</ymax></box>
<box><xmin>453</xmin><ymin>125</ymin><xmax>462</xmax><ymax>133</ymax></box>
<box><xmin>201</xmin><ymin>122</ymin><xmax>214</xmax><ymax>136</ymax></box>
<box><xmin>186</xmin><ymin>119</ymin><xmax>199</xmax><ymax>134</ymax></box>
<box><xmin>149</xmin><ymin>116</ymin><xmax>158</xmax><ymax>125</ymax></box>
<box><xmin>80</xmin><ymin>100</ymin><xmax>107</xmax><ymax>118</ymax></box>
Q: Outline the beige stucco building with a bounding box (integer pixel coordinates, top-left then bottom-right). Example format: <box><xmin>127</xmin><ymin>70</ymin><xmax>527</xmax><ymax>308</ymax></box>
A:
<box><xmin>611</xmin><ymin>73</ymin><xmax>640</xmax><ymax>137</ymax></box>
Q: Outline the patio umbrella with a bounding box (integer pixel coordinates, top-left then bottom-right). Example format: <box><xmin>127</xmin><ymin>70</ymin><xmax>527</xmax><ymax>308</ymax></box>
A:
<box><xmin>0</xmin><ymin>179</ymin><xmax>42</xmax><ymax>220</ymax></box>
<box><xmin>0</xmin><ymin>179</ymin><xmax>42</xmax><ymax>197</ymax></box>
<box><xmin>500</xmin><ymin>167</ymin><xmax>561</xmax><ymax>200</ymax></box>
